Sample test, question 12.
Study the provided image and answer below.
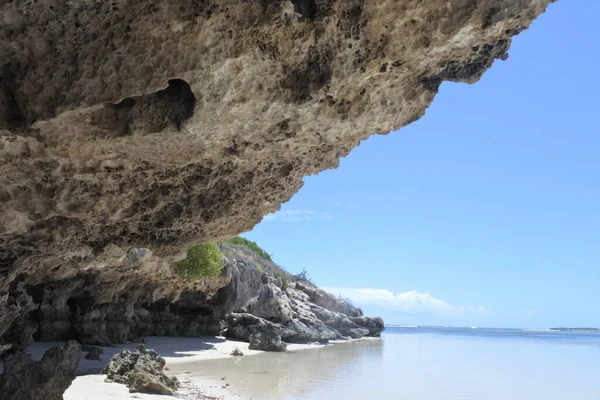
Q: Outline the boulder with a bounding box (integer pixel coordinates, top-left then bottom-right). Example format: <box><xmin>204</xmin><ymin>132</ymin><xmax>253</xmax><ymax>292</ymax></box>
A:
<box><xmin>249</xmin><ymin>332</ymin><xmax>287</xmax><ymax>352</ymax></box>
<box><xmin>226</xmin><ymin>313</ymin><xmax>288</xmax><ymax>342</ymax></box>
<box><xmin>102</xmin><ymin>344</ymin><xmax>178</xmax><ymax>395</ymax></box>
<box><xmin>0</xmin><ymin>340</ymin><xmax>80</xmax><ymax>400</ymax></box>
<box><xmin>85</xmin><ymin>347</ymin><xmax>102</xmax><ymax>361</ymax></box>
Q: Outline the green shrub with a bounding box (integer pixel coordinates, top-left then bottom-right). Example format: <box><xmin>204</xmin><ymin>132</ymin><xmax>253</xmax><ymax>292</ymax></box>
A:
<box><xmin>175</xmin><ymin>243</ymin><xmax>224</xmax><ymax>280</ymax></box>
<box><xmin>228</xmin><ymin>237</ymin><xmax>272</xmax><ymax>261</ymax></box>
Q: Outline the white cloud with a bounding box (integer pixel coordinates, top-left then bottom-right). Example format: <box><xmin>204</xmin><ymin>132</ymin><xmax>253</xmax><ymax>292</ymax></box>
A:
<box><xmin>334</xmin><ymin>202</ymin><xmax>356</xmax><ymax>209</ymax></box>
<box><xmin>262</xmin><ymin>209</ymin><xmax>334</xmax><ymax>223</ymax></box>
<box><xmin>324</xmin><ymin>287</ymin><xmax>487</xmax><ymax>318</ymax></box>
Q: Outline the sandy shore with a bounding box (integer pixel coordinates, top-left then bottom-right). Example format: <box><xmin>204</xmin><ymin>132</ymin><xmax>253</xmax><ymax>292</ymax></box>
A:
<box><xmin>19</xmin><ymin>336</ymin><xmax>329</xmax><ymax>400</ymax></box>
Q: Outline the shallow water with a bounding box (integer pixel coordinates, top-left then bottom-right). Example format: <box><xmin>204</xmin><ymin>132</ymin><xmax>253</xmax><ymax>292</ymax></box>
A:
<box><xmin>176</xmin><ymin>327</ymin><xmax>600</xmax><ymax>400</ymax></box>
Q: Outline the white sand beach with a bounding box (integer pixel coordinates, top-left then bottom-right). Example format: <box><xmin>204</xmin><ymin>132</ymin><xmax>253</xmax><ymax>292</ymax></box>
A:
<box><xmin>21</xmin><ymin>337</ymin><xmax>328</xmax><ymax>400</ymax></box>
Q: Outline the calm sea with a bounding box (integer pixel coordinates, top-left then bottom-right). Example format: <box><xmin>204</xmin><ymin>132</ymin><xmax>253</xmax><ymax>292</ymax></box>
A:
<box><xmin>181</xmin><ymin>326</ymin><xmax>600</xmax><ymax>399</ymax></box>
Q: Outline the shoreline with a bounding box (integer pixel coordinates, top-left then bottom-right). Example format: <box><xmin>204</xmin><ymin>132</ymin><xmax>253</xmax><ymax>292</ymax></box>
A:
<box><xmin>20</xmin><ymin>335</ymin><xmax>379</xmax><ymax>400</ymax></box>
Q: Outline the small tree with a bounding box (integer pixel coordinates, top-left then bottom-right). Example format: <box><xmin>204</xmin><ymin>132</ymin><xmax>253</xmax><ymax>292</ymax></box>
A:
<box><xmin>175</xmin><ymin>243</ymin><xmax>224</xmax><ymax>281</ymax></box>
<box><xmin>295</xmin><ymin>268</ymin><xmax>311</xmax><ymax>282</ymax></box>
<box><xmin>338</xmin><ymin>294</ymin><xmax>354</xmax><ymax>306</ymax></box>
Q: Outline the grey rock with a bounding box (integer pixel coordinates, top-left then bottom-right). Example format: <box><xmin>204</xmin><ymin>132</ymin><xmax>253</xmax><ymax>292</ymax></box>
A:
<box><xmin>295</xmin><ymin>282</ymin><xmax>363</xmax><ymax>317</ymax></box>
<box><xmin>284</xmin><ymin>318</ymin><xmax>340</xmax><ymax>342</ymax></box>
<box><xmin>85</xmin><ymin>347</ymin><xmax>102</xmax><ymax>361</ymax></box>
<box><xmin>245</xmin><ymin>283</ymin><xmax>294</xmax><ymax>323</ymax></box>
<box><xmin>102</xmin><ymin>344</ymin><xmax>179</xmax><ymax>395</ymax></box>
<box><xmin>226</xmin><ymin>313</ymin><xmax>289</xmax><ymax>342</ymax></box>
<box><xmin>249</xmin><ymin>332</ymin><xmax>287</xmax><ymax>352</ymax></box>
<box><xmin>350</xmin><ymin>317</ymin><xmax>385</xmax><ymax>337</ymax></box>
<box><xmin>0</xmin><ymin>340</ymin><xmax>80</xmax><ymax>400</ymax></box>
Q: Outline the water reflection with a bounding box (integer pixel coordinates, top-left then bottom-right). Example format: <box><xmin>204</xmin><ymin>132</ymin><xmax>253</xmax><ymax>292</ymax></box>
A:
<box><xmin>170</xmin><ymin>339</ymin><xmax>383</xmax><ymax>400</ymax></box>
<box><xmin>167</xmin><ymin>330</ymin><xmax>600</xmax><ymax>400</ymax></box>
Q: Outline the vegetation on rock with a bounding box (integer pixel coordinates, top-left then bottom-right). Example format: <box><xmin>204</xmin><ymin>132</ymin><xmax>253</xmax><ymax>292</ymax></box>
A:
<box><xmin>228</xmin><ymin>237</ymin><xmax>272</xmax><ymax>261</ymax></box>
<box><xmin>280</xmin><ymin>272</ymin><xmax>288</xmax><ymax>293</ymax></box>
<box><xmin>174</xmin><ymin>243</ymin><xmax>224</xmax><ymax>280</ymax></box>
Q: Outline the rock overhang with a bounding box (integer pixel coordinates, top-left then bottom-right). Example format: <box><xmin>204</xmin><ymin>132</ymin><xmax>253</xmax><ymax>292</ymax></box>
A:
<box><xmin>0</xmin><ymin>0</ymin><xmax>554</xmax><ymax>309</ymax></box>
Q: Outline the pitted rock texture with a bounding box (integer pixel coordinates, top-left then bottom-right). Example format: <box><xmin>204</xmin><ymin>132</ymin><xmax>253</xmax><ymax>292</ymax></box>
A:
<box><xmin>102</xmin><ymin>344</ymin><xmax>179</xmax><ymax>395</ymax></box>
<box><xmin>0</xmin><ymin>0</ymin><xmax>553</xmax><ymax>282</ymax></box>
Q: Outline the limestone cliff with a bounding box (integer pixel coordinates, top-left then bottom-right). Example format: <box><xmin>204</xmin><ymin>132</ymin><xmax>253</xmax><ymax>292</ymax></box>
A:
<box><xmin>0</xmin><ymin>241</ymin><xmax>381</xmax><ymax>355</ymax></box>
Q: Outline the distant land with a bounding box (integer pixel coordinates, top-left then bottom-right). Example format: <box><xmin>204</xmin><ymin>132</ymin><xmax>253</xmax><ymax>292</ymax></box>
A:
<box><xmin>550</xmin><ymin>327</ymin><xmax>600</xmax><ymax>332</ymax></box>
<box><xmin>384</xmin><ymin>325</ymin><xmax>600</xmax><ymax>332</ymax></box>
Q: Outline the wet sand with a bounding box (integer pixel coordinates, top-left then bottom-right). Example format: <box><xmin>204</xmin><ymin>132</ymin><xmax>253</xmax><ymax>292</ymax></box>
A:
<box><xmin>166</xmin><ymin>338</ymin><xmax>383</xmax><ymax>400</ymax></box>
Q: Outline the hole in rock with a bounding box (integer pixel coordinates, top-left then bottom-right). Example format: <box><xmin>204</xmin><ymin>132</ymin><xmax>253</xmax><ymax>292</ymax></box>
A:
<box><xmin>292</xmin><ymin>0</ymin><xmax>317</xmax><ymax>19</ymax></box>
<box><xmin>0</xmin><ymin>64</ymin><xmax>26</xmax><ymax>129</ymax></box>
<box><xmin>94</xmin><ymin>78</ymin><xmax>196</xmax><ymax>136</ymax></box>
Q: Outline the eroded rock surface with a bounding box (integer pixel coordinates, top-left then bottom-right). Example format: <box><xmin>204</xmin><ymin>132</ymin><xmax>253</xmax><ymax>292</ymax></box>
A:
<box><xmin>0</xmin><ymin>0</ymin><xmax>553</xmax><ymax>287</ymax></box>
<box><xmin>102</xmin><ymin>344</ymin><xmax>179</xmax><ymax>395</ymax></box>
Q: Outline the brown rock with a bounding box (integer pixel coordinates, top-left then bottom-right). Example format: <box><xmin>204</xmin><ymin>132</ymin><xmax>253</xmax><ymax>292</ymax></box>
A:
<box><xmin>0</xmin><ymin>0</ymin><xmax>554</xmax><ymax>283</ymax></box>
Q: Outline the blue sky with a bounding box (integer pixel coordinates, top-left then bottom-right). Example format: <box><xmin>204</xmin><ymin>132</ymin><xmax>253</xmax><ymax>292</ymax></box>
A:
<box><xmin>244</xmin><ymin>1</ymin><xmax>599</xmax><ymax>328</ymax></box>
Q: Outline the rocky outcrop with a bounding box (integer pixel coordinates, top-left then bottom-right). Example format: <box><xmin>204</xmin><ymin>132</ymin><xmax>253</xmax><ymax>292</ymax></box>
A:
<box><xmin>0</xmin><ymin>241</ymin><xmax>382</xmax><ymax>356</ymax></box>
<box><xmin>223</xmin><ymin>246</ymin><xmax>384</xmax><ymax>349</ymax></box>
<box><xmin>296</xmin><ymin>281</ymin><xmax>362</xmax><ymax>317</ymax></box>
<box><xmin>246</xmin><ymin>283</ymin><xmax>294</xmax><ymax>323</ymax></box>
<box><xmin>0</xmin><ymin>340</ymin><xmax>80</xmax><ymax>400</ymax></box>
<box><xmin>102</xmin><ymin>344</ymin><xmax>179</xmax><ymax>395</ymax></box>
<box><xmin>0</xmin><ymin>1</ymin><xmax>554</xmax><ymax>314</ymax></box>
<box><xmin>349</xmin><ymin>316</ymin><xmax>385</xmax><ymax>337</ymax></box>
<box><xmin>226</xmin><ymin>282</ymin><xmax>384</xmax><ymax>348</ymax></box>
